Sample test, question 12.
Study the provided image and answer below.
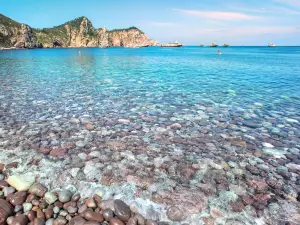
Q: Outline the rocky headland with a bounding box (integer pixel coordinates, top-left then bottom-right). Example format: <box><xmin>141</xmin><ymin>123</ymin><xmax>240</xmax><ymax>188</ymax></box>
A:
<box><xmin>0</xmin><ymin>14</ymin><xmax>156</xmax><ymax>49</ymax></box>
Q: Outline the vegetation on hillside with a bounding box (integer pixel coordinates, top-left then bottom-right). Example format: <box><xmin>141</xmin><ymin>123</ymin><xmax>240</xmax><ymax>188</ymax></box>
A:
<box><xmin>108</xmin><ymin>26</ymin><xmax>144</xmax><ymax>34</ymax></box>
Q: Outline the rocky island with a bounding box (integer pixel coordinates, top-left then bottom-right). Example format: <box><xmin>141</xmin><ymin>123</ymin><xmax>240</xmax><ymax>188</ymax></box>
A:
<box><xmin>0</xmin><ymin>14</ymin><xmax>156</xmax><ymax>49</ymax></box>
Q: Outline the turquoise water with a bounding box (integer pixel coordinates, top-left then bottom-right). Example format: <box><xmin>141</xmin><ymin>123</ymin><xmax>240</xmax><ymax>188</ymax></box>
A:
<box><xmin>1</xmin><ymin>47</ymin><xmax>300</xmax><ymax>224</ymax></box>
<box><xmin>1</xmin><ymin>47</ymin><xmax>300</xmax><ymax>113</ymax></box>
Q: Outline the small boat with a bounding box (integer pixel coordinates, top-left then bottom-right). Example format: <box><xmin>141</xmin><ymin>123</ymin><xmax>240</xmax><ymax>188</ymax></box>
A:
<box><xmin>222</xmin><ymin>43</ymin><xmax>229</xmax><ymax>47</ymax></box>
<box><xmin>161</xmin><ymin>41</ymin><xmax>183</xmax><ymax>48</ymax></box>
<box><xmin>268</xmin><ymin>43</ymin><xmax>276</xmax><ymax>47</ymax></box>
<box><xmin>200</xmin><ymin>44</ymin><xmax>204</xmax><ymax>47</ymax></box>
<box><xmin>209</xmin><ymin>42</ymin><xmax>218</xmax><ymax>47</ymax></box>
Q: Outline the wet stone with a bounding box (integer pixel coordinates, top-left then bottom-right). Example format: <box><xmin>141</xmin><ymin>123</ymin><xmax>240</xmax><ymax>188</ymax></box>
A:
<box><xmin>0</xmin><ymin>199</ymin><xmax>14</xmax><ymax>224</ymax></box>
<box><xmin>45</xmin><ymin>192</ymin><xmax>58</xmax><ymax>205</ymax></box>
<box><xmin>69</xmin><ymin>216</ymin><xmax>86</xmax><ymax>225</ymax></box>
<box><xmin>29</xmin><ymin>183</ymin><xmax>48</xmax><ymax>197</ymax></box>
<box><xmin>82</xmin><ymin>210</ymin><xmax>104</xmax><ymax>222</ymax></box>
<box><xmin>11</xmin><ymin>214</ymin><xmax>28</xmax><ymax>225</ymax></box>
<box><xmin>109</xmin><ymin>218</ymin><xmax>125</xmax><ymax>225</ymax></box>
<box><xmin>9</xmin><ymin>191</ymin><xmax>27</xmax><ymax>206</ymax></box>
<box><xmin>58</xmin><ymin>190</ymin><xmax>73</xmax><ymax>203</ymax></box>
<box><xmin>102</xmin><ymin>209</ymin><xmax>114</xmax><ymax>221</ymax></box>
<box><xmin>33</xmin><ymin>218</ymin><xmax>45</xmax><ymax>225</ymax></box>
<box><xmin>53</xmin><ymin>216</ymin><xmax>67</xmax><ymax>225</ymax></box>
<box><xmin>166</xmin><ymin>206</ymin><xmax>186</xmax><ymax>221</ymax></box>
<box><xmin>114</xmin><ymin>200</ymin><xmax>131</xmax><ymax>222</ymax></box>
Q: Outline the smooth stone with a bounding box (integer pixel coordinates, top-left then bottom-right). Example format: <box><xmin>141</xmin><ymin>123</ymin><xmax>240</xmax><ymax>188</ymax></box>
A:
<box><xmin>85</xmin><ymin>197</ymin><xmax>96</xmax><ymax>208</ymax></box>
<box><xmin>59</xmin><ymin>210</ymin><xmax>68</xmax><ymax>217</ymax></box>
<box><xmin>33</xmin><ymin>218</ymin><xmax>45</xmax><ymax>225</ymax></box>
<box><xmin>7</xmin><ymin>175</ymin><xmax>35</xmax><ymax>191</ymax></box>
<box><xmin>9</xmin><ymin>191</ymin><xmax>27</xmax><ymax>206</ymax></box>
<box><xmin>166</xmin><ymin>206</ymin><xmax>186</xmax><ymax>221</ymax></box>
<box><xmin>45</xmin><ymin>192</ymin><xmax>58</xmax><ymax>204</ymax></box>
<box><xmin>242</xmin><ymin>121</ymin><xmax>261</xmax><ymax>128</ymax></box>
<box><xmin>145</xmin><ymin>220</ymin><xmax>158</xmax><ymax>225</ymax></box>
<box><xmin>134</xmin><ymin>213</ymin><xmax>145</xmax><ymax>225</ymax></box>
<box><xmin>53</xmin><ymin>216</ymin><xmax>67</xmax><ymax>225</ymax></box>
<box><xmin>22</xmin><ymin>202</ymin><xmax>33</xmax><ymax>212</ymax></box>
<box><xmin>46</xmin><ymin>219</ymin><xmax>54</xmax><ymax>225</ymax></box>
<box><xmin>82</xmin><ymin>211</ymin><xmax>104</xmax><ymax>222</ymax></box>
<box><xmin>71</xmin><ymin>193</ymin><xmax>80</xmax><ymax>202</ymax></box>
<box><xmin>67</xmin><ymin>206</ymin><xmax>78</xmax><ymax>214</ymax></box>
<box><xmin>109</xmin><ymin>218</ymin><xmax>125</xmax><ymax>225</ymax></box>
<box><xmin>69</xmin><ymin>216</ymin><xmax>86</xmax><ymax>225</ymax></box>
<box><xmin>11</xmin><ymin>214</ymin><xmax>28</xmax><ymax>225</ymax></box>
<box><xmin>114</xmin><ymin>199</ymin><xmax>131</xmax><ymax>222</ymax></box>
<box><xmin>7</xmin><ymin>216</ymin><xmax>14</xmax><ymax>225</ymax></box>
<box><xmin>127</xmin><ymin>217</ymin><xmax>138</xmax><ymax>225</ymax></box>
<box><xmin>14</xmin><ymin>205</ymin><xmax>23</xmax><ymax>213</ymax></box>
<box><xmin>58</xmin><ymin>190</ymin><xmax>73</xmax><ymax>203</ymax></box>
<box><xmin>102</xmin><ymin>209</ymin><xmax>114</xmax><ymax>221</ymax></box>
<box><xmin>53</xmin><ymin>206</ymin><xmax>60</xmax><ymax>214</ymax></box>
<box><xmin>3</xmin><ymin>187</ymin><xmax>16</xmax><ymax>197</ymax></box>
<box><xmin>0</xmin><ymin>199</ymin><xmax>14</xmax><ymax>224</ymax></box>
<box><xmin>28</xmin><ymin>210</ymin><xmax>37</xmax><ymax>221</ymax></box>
<box><xmin>29</xmin><ymin>183</ymin><xmax>48</xmax><ymax>197</ymax></box>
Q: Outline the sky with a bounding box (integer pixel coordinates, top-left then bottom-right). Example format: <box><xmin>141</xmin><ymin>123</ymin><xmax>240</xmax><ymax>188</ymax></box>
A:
<box><xmin>1</xmin><ymin>0</ymin><xmax>300</xmax><ymax>45</ymax></box>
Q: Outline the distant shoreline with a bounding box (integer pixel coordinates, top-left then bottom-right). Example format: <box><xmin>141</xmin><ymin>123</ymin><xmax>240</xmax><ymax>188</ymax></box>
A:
<box><xmin>1</xmin><ymin>46</ymin><xmax>300</xmax><ymax>51</ymax></box>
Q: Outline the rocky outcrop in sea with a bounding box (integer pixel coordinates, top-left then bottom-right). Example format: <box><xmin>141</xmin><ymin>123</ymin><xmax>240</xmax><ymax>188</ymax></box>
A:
<box><xmin>0</xmin><ymin>14</ymin><xmax>156</xmax><ymax>49</ymax></box>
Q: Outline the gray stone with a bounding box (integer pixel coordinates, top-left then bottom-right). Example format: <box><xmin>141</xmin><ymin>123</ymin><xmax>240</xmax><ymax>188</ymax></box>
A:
<box><xmin>58</xmin><ymin>190</ymin><xmax>73</xmax><ymax>203</ymax></box>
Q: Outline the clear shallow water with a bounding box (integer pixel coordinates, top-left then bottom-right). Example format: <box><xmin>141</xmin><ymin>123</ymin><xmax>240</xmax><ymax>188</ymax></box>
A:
<box><xmin>1</xmin><ymin>47</ymin><xmax>300</xmax><ymax>224</ymax></box>
<box><xmin>1</xmin><ymin>47</ymin><xmax>300</xmax><ymax>119</ymax></box>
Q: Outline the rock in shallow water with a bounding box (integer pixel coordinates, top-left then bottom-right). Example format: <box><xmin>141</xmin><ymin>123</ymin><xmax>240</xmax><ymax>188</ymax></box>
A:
<box><xmin>45</xmin><ymin>192</ymin><xmax>58</xmax><ymax>205</ymax></box>
<box><xmin>7</xmin><ymin>175</ymin><xmax>35</xmax><ymax>191</ymax></box>
<box><xmin>58</xmin><ymin>190</ymin><xmax>73</xmax><ymax>203</ymax></box>
<box><xmin>29</xmin><ymin>183</ymin><xmax>48</xmax><ymax>197</ymax></box>
<box><xmin>166</xmin><ymin>206</ymin><xmax>186</xmax><ymax>221</ymax></box>
<box><xmin>114</xmin><ymin>200</ymin><xmax>131</xmax><ymax>222</ymax></box>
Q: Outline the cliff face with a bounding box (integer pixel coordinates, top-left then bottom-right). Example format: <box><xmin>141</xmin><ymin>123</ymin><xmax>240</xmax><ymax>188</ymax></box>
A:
<box><xmin>108</xmin><ymin>27</ymin><xmax>153</xmax><ymax>47</ymax></box>
<box><xmin>0</xmin><ymin>14</ymin><xmax>41</xmax><ymax>48</ymax></box>
<box><xmin>0</xmin><ymin>14</ymin><xmax>156</xmax><ymax>49</ymax></box>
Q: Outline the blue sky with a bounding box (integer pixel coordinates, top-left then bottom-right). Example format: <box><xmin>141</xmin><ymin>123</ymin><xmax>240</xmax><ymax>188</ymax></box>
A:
<box><xmin>1</xmin><ymin>0</ymin><xmax>300</xmax><ymax>45</ymax></box>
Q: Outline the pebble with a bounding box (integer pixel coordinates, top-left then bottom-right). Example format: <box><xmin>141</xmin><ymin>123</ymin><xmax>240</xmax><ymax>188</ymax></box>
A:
<box><xmin>58</xmin><ymin>190</ymin><xmax>73</xmax><ymax>203</ymax></box>
<box><xmin>22</xmin><ymin>202</ymin><xmax>32</xmax><ymax>212</ymax></box>
<box><xmin>44</xmin><ymin>192</ymin><xmax>58</xmax><ymax>205</ymax></box>
<box><xmin>114</xmin><ymin>200</ymin><xmax>131</xmax><ymax>222</ymax></box>
<box><xmin>7</xmin><ymin>175</ymin><xmax>35</xmax><ymax>191</ymax></box>
<box><xmin>53</xmin><ymin>216</ymin><xmax>68</xmax><ymax>225</ymax></box>
<box><xmin>102</xmin><ymin>209</ymin><xmax>114</xmax><ymax>221</ymax></box>
<box><xmin>29</xmin><ymin>183</ymin><xmax>48</xmax><ymax>197</ymax></box>
<box><xmin>3</xmin><ymin>187</ymin><xmax>16</xmax><ymax>197</ymax></box>
<box><xmin>82</xmin><ymin>210</ymin><xmax>104</xmax><ymax>222</ymax></box>
<box><xmin>9</xmin><ymin>191</ymin><xmax>27</xmax><ymax>206</ymax></box>
<box><xmin>166</xmin><ymin>206</ymin><xmax>186</xmax><ymax>221</ymax></box>
<box><xmin>53</xmin><ymin>206</ymin><xmax>60</xmax><ymax>214</ymax></box>
<box><xmin>69</xmin><ymin>216</ymin><xmax>86</xmax><ymax>225</ymax></box>
<box><xmin>109</xmin><ymin>218</ymin><xmax>125</xmax><ymax>225</ymax></box>
<box><xmin>46</xmin><ymin>219</ymin><xmax>54</xmax><ymax>225</ymax></box>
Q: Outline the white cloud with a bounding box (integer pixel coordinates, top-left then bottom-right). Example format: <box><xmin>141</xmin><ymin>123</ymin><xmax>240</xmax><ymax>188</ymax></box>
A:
<box><xmin>173</xmin><ymin>9</ymin><xmax>261</xmax><ymax>20</ymax></box>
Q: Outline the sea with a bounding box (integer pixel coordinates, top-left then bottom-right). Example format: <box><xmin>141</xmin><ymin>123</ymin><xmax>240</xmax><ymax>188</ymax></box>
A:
<box><xmin>0</xmin><ymin>46</ymin><xmax>300</xmax><ymax>224</ymax></box>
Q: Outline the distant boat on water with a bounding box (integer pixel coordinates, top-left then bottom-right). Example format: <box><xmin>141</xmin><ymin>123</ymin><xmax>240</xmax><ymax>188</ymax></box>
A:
<box><xmin>268</xmin><ymin>43</ymin><xmax>276</xmax><ymax>47</ymax></box>
<box><xmin>222</xmin><ymin>43</ymin><xmax>229</xmax><ymax>47</ymax></box>
<box><xmin>199</xmin><ymin>44</ymin><xmax>204</xmax><ymax>47</ymax></box>
<box><xmin>161</xmin><ymin>41</ymin><xmax>183</xmax><ymax>48</ymax></box>
<box><xmin>209</xmin><ymin>42</ymin><xmax>218</xmax><ymax>47</ymax></box>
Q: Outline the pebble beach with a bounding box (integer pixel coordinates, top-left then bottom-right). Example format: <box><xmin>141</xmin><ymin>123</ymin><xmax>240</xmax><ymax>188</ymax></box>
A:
<box><xmin>0</xmin><ymin>47</ymin><xmax>300</xmax><ymax>225</ymax></box>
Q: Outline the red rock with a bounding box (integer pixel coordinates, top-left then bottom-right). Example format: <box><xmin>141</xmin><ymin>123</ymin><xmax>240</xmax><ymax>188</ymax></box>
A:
<box><xmin>49</xmin><ymin>148</ymin><xmax>67</xmax><ymax>158</ymax></box>
<box><xmin>247</xmin><ymin>179</ymin><xmax>268</xmax><ymax>192</ymax></box>
<box><xmin>82</xmin><ymin>210</ymin><xmax>104</xmax><ymax>222</ymax></box>
<box><xmin>63</xmin><ymin>201</ymin><xmax>76</xmax><ymax>210</ymax></box>
<box><xmin>26</xmin><ymin>194</ymin><xmax>39</xmax><ymax>203</ymax></box>
<box><xmin>11</xmin><ymin>214</ymin><xmax>28</xmax><ymax>225</ymax></box>
<box><xmin>69</xmin><ymin>216</ymin><xmax>86</xmax><ymax>225</ymax></box>
<box><xmin>0</xmin><ymin>180</ymin><xmax>8</xmax><ymax>189</ymax></box>
<box><xmin>37</xmin><ymin>147</ymin><xmax>51</xmax><ymax>155</ymax></box>
<box><xmin>0</xmin><ymin>199</ymin><xmax>14</xmax><ymax>225</ymax></box>
<box><xmin>54</xmin><ymin>201</ymin><xmax>63</xmax><ymax>208</ymax></box>
<box><xmin>230</xmin><ymin>201</ymin><xmax>245</xmax><ymax>212</ymax></box>
<box><xmin>5</xmin><ymin>162</ymin><xmax>18</xmax><ymax>169</ymax></box>
<box><xmin>241</xmin><ymin>195</ymin><xmax>253</xmax><ymax>206</ymax></box>
<box><xmin>201</xmin><ymin>217</ymin><xmax>215</xmax><ymax>225</ymax></box>
<box><xmin>27</xmin><ymin>210</ymin><xmax>37</xmax><ymax>221</ymax></box>
<box><xmin>210</xmin><ymin>208</ymin><xmax>224</xmax><ymax>218</ymax></box>
<box><xmin>85</xmin><ymin>124</ymin><xmax>94</xmax><ymax>130</ymax></box>
<box><xmin>33</xmin><ymin>218</ymin><xmax>45</xmax><ymax>225</ymax></box>
<box><xmin>109</xmin><ymin>218</ymin><xmax>125</xmax><ymax>225</ymax></box>
<box><xmin>0</xmin><ymin>163</ymin><xmax>4</xmax><ymax>172</ymax></box>
<box><xmin>9</xmin><ymin>191</ymin><xmax>27</xmax><ymax>206</ymax></box>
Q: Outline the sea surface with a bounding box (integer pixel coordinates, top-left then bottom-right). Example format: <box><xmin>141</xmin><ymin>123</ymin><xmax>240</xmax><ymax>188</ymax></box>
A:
<box><xmin>0</xmin><ymin>47</ymin><xmax>300</xmax><ymax>224</ymax></box>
